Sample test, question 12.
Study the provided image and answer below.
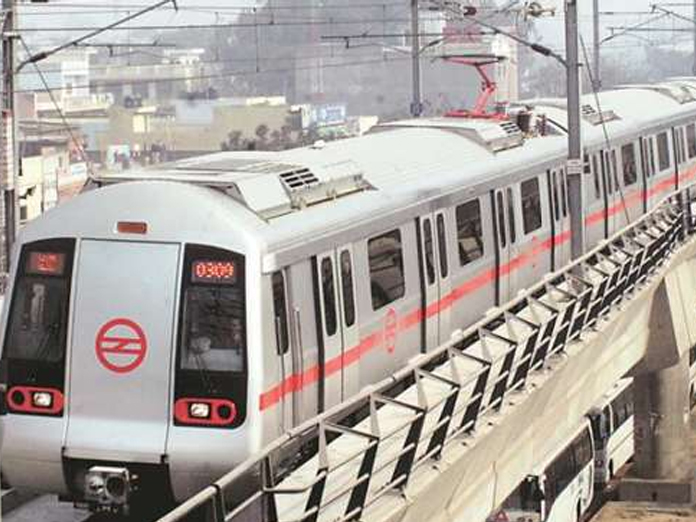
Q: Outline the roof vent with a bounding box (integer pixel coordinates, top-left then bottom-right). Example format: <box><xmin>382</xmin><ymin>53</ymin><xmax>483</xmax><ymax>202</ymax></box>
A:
<box><xmin>279</xmin><ymin>168</ymin><xmax>320</xmax><ymax>191</ymax></box>
<box><xmin>581</xmin><ymin>104</ymin><xmax>620</xmax><ymax>126</ymax></box>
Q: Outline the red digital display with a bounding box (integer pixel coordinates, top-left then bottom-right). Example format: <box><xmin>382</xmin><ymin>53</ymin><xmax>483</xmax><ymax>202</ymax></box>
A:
<box><xmin>27</xmin><ymin>252</ymin><xmax>66</xmax><ymax>276</ymax></box>
<box><xmin>191</xmin><ymin>260</ymin><xmax>237</xmax><ymax>285</ymax></box>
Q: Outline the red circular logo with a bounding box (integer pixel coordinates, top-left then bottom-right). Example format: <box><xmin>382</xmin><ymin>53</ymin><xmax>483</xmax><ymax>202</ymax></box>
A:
<box><xmin>95</xmin><ymin>318</ymin><xmax>148</xmax><ymax>374</ymax></box>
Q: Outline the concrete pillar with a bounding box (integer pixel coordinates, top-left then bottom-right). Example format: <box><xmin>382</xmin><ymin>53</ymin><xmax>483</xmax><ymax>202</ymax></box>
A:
<box><xmin>632</xmin><ymin>353</ymin><xmax>692</xmax><ymax>481</ymax></box>
<box><xmin>620</xmin><ymin>278</ymin><xmax>696</xmax><ymax>503</ymax></box>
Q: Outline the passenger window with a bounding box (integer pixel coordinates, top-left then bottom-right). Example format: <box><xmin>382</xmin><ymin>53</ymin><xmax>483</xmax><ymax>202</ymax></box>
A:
<box><xmin>507</xmin><ymin>188</ymin><xmax>517</xmax><ymax>243</ymax></box>
<box><xmin>551</xmin><ymin>171</ymin><xmax>560</xmax><ymax>221</ymax></box>
<box><xmin>340</xmin><ymin>251</ymin><xmax>356</xmax><ymax>327</ymax></box>
<box><xmin>455</xmin><ymin>199</ymin><xmax>484</xmax><ymax>266</ymax></box>
<box><xmin>602</xmin><ymin>152</ymin><xmax>612</xmax><ymax>194</ymax></box>
<box><xmin>521</xmin><ymin>177</ymin><xmax>542</xmax><ymax>234</ymax></box>
<box><xmin>272</xmin><ymin>272</ymin><xmax>289</xmax><ymax>354</ymax></box>
<box><xmin>688</xmin><ymin>124</ymin><xmax>696</xmax><ymax>159</ymax></box>
<box><xmin>320</xmin><ymin>258</ymin><xmax>337</xmax><ymax>336</ymax></box>
<box><xmin>621</xmin><ymin>143</ymin><xmax>637</xmax><ymax>186</ymax></box>
<box><xmin>422</xmin><ymin>218</ymin><xmax>435</xmax><ymax>285</ymax></box>
<box><xmin>610</xmin><ymin>151</ymin><xmax>619</xmax><ymax>193</ymax></box>
<box><xmin>657</xmin><ymin>132</ymin><xmax>671</xmax><ymax>171</ymax></box>
<box><xmin>368</xmin><ymin>229</ymin><xmax>405</xmax><ymax>310</ymax></box>
<box><xmin>592</xmin><ymin>155</ymin><xmax>601</xmax><ymax>199</ymax></box>
<box><xmin>436</xmin><ymin>214</ymin><xmax>448</xmax><ymax>278</ymax></box>
<box><xmin>496</xmin><ymin>191</ymin><xmax>507</xmax><ymax>247</ymax></box>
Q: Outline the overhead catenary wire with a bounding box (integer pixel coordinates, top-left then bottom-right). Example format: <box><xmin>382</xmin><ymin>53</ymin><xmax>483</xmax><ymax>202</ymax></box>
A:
<box><xmin>18</xmin><ymin>36</ymin><xmax>94</xmax><ymax>176</ymax></box>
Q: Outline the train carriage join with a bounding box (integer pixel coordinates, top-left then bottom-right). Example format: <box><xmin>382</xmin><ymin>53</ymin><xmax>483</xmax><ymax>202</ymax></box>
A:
<box><xmin>3</xmin><ymin>78</ymin><xmax>696</xmax><ymax>515</ymax></box>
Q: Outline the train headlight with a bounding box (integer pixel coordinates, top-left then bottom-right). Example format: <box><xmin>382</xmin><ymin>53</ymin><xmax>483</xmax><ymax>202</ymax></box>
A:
<box><xmin>32</xmin><ymin>391</ymin><xmax>53</xmax><ymax>408</ymax></box>
<box><xmin>189</xmin><ymin>402</ymin><xmax>211</xmax><ymax>419</ymax></box>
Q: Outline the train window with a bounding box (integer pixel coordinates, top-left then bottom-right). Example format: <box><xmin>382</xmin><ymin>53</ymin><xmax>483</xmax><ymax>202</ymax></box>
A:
<box><xmin>592</xmin><ymin>155</ymin><xmax>601</xmax><ymax>199</ymax></box>
<box><xmin>180</xmin><ymin>246</ymin><xmax>246</xmax><ymax>374</ymax></box>
<box><xmin>455</xmin><ymin>199</ymin><xmax>484</xmax><ymax>266</ymax></box>
<box><xmin>423</xmin><ymin>218</ymin><xmax>436</xmax><ymax>284</ymax></box>
<box><xmin>507</xmin><ymin>187</ymin><xmax>517</xmax><ymax>244</ymax></box>
<box><xmin>321</xmin><ymin>258</ymin><xmax>337</xmax><ymax>336</ymax></box>
<box><xmin>601</xmin><ymin>151</ymin><xmax>612</xmax><ymax>194</ymax></box>
<box><xmin>657</xmin><ymin>132</ymin><xmax>671</xmax><ymax>171</ymax></box>
<box><xmin>272</xmin><ymin>272</ymin><xmax>289</xmax><ymax>355</ymax></box>
<box><xmin>521</xmin><ymin>177</ymin><xmax>542</xmax><ymax>234</ymax></box>
<box><xmin>688</xmin><ymin>124</ymin><xmax>696</xmax><ymax>159</ymax></box>
<box><xmin>621</xmin><ymin>143</ymin><xmax>637</xmax><ymax>186</ymax></box>
<box><xmin>496</xmin><ymin>191</ymin><xmax>507</xmax><ymax>247</ymax></box>
<box><xmin>4</xmin><ymin>239</ymin><xmax>75</xmax><ymax>364</ymax></box>
<box><xmin>340</xmin><ymin>250</ymin><xmax>356</xmax><ymax>327</ymax></box>
<box><xmin>436</xmin><ymin>214</ymin><xmax>449</xmax><ymax>278</ymax></box>
<box><xmin>610</xmin><ymin>151</ymin><xmax>619</xmax><ymax>193</ymax></box>
<box><xmin>368</xmin><ymin>229</ymin><xmax>405</xmax><ymax>310</ymax></box>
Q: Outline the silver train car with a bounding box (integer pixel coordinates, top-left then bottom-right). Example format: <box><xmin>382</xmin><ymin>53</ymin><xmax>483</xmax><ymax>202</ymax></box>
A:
<box><xmin>3</xmin><ymin>79</ymin><xmax>696</xmax><ymax>514</ymax></box>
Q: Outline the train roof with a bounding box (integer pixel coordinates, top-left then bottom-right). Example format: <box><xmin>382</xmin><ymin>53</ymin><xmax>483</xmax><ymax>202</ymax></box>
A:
<box><xmin>81</xmin><ymin>78</ymin><xmax>696</xmax><ymax>266</ymax></box>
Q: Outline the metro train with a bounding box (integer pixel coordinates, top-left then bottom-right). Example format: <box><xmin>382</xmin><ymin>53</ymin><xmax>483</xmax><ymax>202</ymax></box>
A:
<box><xmin>4</xmin><ymin>78</ymin><xmax>696</xmax><ymax>515</ymax></box>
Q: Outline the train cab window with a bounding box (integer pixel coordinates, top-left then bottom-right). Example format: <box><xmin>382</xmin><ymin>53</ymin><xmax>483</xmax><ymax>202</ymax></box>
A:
<box><xmin>573</xmin><ymin>428</ymin><xmax>594</xmax><ymax>469</ymax></box>
<box><xmin>340</xmin><ymin>250</ymin><xmax>356</xmax><ymax>327</ymax></box>
<box><xmin>320</xmin><ymin>258</ymin><xmax>337</xmax><ymax>336</ymax></box>
<box><xmin>272</xmin><ymin>272</ymin><xmax>289</xmax><ymax>355</ymax></box>
<box><xmin>496</xmin><ymin>191</ymin><xmax>507</xmax><ymax>247</ymax></box>
<box><xmin>507</xmin><ymin>187</ymin><xmax>517</xmax><ymax>243</ymax></box>
<box><xmin>179</xmin><ymin>247</ymin><xmax>246</xmax><ymax>374</ymax></box>
<box><xmin>687</xmin><ymin>124</ymin><xmax>696</xmax><ymax>159</ymax></box>
<box><xmin>657</xmin><ymin>132</ymin><xmax>671</xmax><ymax>171</ymax></box>
<box><xmin>621</xmin><ymin>143</ymin><xmax>637</xmax><ymax>186</ymax></box>
<box><xmin>436</xmin><ymin>214</ymin><xmax>448</xmax><ymax>278</ymax></box>
<box><xmin>368</xmin><ymin>229</ymin><xmax>405</xmax><ymax>310</ymax></box>
<box><xmin>4</xmin><ymin>239</ymin><xmax>75</xmax><ymax>366</ymax></box>
<box><xmin>455</xmin><ymin>199</ymin><xmax>484</xmax><ymax>266</ymax></box>
<box><xmin>423</xmin><ymin>218</ymin><xmax>436</xmax><ymax>285</ymax></box>
<box><xmin>521</xmin><ymin>177</ymin><xmax>542</xmax><ymax>234</ymax></box>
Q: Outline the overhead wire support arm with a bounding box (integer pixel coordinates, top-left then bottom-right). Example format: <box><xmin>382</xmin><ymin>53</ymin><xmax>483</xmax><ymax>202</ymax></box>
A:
<box><xmin>432</xmin><ymin>1</ymin><xmax>568</xmax><ymax>67</ymax></box>
<box><xmin>16</xmin><ymin>0</ymin><xmax>178</xmax><ymax>73</ymax></box>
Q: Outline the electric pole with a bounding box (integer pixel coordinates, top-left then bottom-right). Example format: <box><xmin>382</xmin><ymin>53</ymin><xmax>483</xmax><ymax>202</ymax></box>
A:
<box><xmin>410</xmin><ymin>0</ymin><xmax>423</xmax><ymax>117</ymax></box>
<box><xmin>565</xmin><ymin>0</ymin><xmax>585</xmax><ymax>259</ymax></box>
<box><xmin>1</xmin><ymin>0</ymin><xmax>17</xmax><ymax>276</ymax></box>
<box><xmin>593</xmin><ymin>0</ymin><xmax>601</xmax><ymax>90</ymax></box>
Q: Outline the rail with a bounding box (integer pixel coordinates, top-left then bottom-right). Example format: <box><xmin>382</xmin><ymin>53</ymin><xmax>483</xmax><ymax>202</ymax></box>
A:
<box><xmin>157</xmin><ymin>186</ymin><xmax>695</xmax><ymax>522</ymax></box>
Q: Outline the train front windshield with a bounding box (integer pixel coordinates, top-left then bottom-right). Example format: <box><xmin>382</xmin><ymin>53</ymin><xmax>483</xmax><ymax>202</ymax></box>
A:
<box><xmin>175</xmin><ymin>245</ymin><xmax>247</xmax><ymax>428</ymax></box>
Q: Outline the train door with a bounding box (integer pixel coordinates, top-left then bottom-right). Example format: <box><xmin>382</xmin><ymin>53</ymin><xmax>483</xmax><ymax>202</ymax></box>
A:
<box><xmin>315</xmin><ymin>251</ymin><xmax>343</xmax><ymax>409</ymax></box>
<box><xmin>271</xmin><ymin>270</ymin><xmax>294</xmax><ymax>431</ymax></box>
<box><xmin>65</xmin><ymin>240</ymin><xmax>179</xmax><ymax>463</ymax></box>
<box><xmin>286</xmin><ymin>260</ymin><xmax>320</xmax><ymax>423</ymax></box>
<box><xmin>418</xmin><ymin>215</ymin><xmax>438</xmax><ymax>351</ymax></box>
<box><xmin>493</xmin><ymin>187</ymin><xmax>518</xmax><ymax>304</ymax></box>
<box><xmin>652</xmin><ymin>132</ymin><xmax>673</xmax><ymax>209</ymax></box>
<box><xmin>336</xmin><ymin>247</ymin><xmax>359</xmax><ymax>399</ymax></box>
<box><xmin>673</xmin><ymin>127</ymin><xmax>686</xmax><ymax>190</ymax></box>
<box><xmin>585</xmin><ymin>153</ymin><xmax>605</xmax><ymax>245</ymax></box>
<box><xmin>548</xmin><ymin>168</ymin><xmax>570</xmax><ymax>271</ymax></box>
<box><xmin>640</xmin><ymin>136</ymin><xmax>654</xmax><ymax>213</ymax></box>
<box><xmin>602</xmin><ymin>149</ymin><xmax>621</xmax><ymax>237</ymax></box>
<box><xmin>616</xmin><ymin>142</ymin><xmax>640</xmax><ymax>228</ymax></box>
<box><xmin>417</xmin><ymin>210</ymin><xmax>452</xmax><ymax>350</ymax></box>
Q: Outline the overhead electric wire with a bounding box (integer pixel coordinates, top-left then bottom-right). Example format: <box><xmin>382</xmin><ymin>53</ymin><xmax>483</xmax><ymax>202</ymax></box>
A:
<box><xmin>18</xmin><ymin>36</ymin><xmax>94</xmax><ymax>175</ymax></box>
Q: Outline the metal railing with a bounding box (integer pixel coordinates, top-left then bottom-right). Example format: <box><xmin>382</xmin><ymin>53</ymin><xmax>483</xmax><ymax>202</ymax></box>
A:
<box><xmin>157</xmin><ymin>187</ymin><xmax>694</xmax><ymax>522</ymax></box>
